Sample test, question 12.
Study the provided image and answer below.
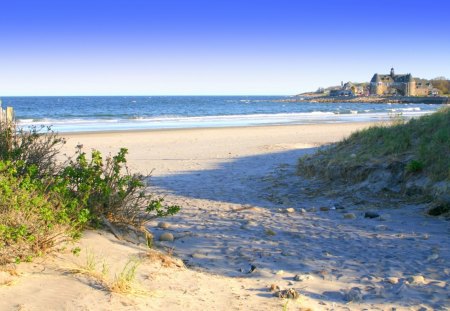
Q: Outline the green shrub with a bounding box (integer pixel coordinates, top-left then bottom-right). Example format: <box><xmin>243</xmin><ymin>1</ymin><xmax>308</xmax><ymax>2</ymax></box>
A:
<box><xmin>0</xmin><ymin>121</ymin><xmax>180</xmax><ymax>264</ymax></box>
<box><xmin>0</xmin><ymin>125</ymin><xmax>65</xmax><ymax>178</ymax></box>
<box><xmin>57</xmin><ymin>146</ymin><xmax>180</xmax><ymax>226</ymax></box>
<box><xmin>406</xmin><ymin>160</ymin><xmax>424</xmax><ymax>173</ymax></box>
<box><xmin>0</xmin><ymin>161</ymin><xmax>89</xmax><ymax>264</ymax></box>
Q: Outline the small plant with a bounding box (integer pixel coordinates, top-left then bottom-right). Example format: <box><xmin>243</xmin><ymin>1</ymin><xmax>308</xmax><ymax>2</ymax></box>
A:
<box><xmin>84</xmin><ymin>249</ymin><xmax>99</xmax><ymax>272</ymax></box>
<box><xmin>265</xmin><ymin>228</ymin><xmax>276</xmax><ymax>236</ymax></box>
<box><xmin>406</xmin><ymin>160</ymin><xmax>424</xmax><ymax>173</ymax></box>
<box><xmin>109</xmin><ymin>258</ymin><xmax>142</xmax><ymax>294</ymax></box>
<box><xmin>69</xmin><ymin>254</ymin><xmax>144</xmax><ymax>296</ymax></box>
<box><xmin>101</xmin><ymin>260</ymin><xmax>110</xmax><ymax>277</ymax></box>
<box><xmin>71</xmin><ymin>247</ymin><xmax>81</xmax><ymax>256</ymax></box>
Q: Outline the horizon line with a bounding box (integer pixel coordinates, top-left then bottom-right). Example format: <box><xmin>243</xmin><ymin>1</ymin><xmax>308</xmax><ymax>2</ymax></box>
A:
<box><xmin>0</xmin><ymin>94</ymin><xmax>293</xmax><ymax>97</ymax></box>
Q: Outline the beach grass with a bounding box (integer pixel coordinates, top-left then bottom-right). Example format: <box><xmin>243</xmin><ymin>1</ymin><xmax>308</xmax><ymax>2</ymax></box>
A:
<box><xmin>298</xmin><ymin>107</ymin><xmax>450</xmax><ymax>208</ymax></box>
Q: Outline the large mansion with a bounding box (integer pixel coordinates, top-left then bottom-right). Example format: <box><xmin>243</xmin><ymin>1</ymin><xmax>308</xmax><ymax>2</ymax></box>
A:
<box><xmin>369</xmin><ymin>68</ymin><xmax>434</xmax><ymax>96</ymax></box>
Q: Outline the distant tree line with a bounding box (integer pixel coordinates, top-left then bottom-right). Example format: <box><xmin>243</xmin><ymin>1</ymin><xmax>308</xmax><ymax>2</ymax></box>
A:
<box><xmin>431</xmin><ymin>77</ymin><xmax>450</xmax><ymax>95</ymax></box>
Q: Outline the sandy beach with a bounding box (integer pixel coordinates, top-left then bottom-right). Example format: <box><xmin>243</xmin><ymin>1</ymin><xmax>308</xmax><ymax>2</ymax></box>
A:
<box><xmin>1</xmin><ymin>123</ymin><xmax>449</xmax><ymax>311</ymax></box>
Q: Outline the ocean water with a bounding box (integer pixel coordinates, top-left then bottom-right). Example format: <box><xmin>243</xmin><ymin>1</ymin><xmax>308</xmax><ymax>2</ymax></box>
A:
<box><xmin>0</xmin><ymin>96</ymin><xmax>442</xmax><ymax>133</ymax></box>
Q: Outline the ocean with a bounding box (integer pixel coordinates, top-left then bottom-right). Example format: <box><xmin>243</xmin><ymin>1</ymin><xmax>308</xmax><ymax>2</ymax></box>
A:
<box><xmin>0</xmin><ymin>96</ymin><xmax>442</xmax><ymax>133</ymax></box>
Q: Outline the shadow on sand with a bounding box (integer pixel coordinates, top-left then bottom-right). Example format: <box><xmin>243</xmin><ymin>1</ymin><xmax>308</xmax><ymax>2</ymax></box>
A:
<box><xmin>147</xmin><ymin>148</ymin><xmax>449</xmax><ymax>309</ymax></box>
<box><xmin>150</xmin><ymin>147</ymin><xmax>316</xmax><ymax>208</ymax></box>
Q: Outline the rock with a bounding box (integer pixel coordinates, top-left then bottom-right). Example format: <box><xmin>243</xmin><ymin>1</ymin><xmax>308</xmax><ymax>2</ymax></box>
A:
<box><xmin>240</xmin><ymin>264</ymin><xmax>257</xmax><ymax>274</ymax></box>
<box><xmin>386</xmin><ymin>277</ymin><xmax>399</xmax><ymax>284</ymax></box>
<box><xmin>299</xmin><ymin>208</ymin><xmax>307</xmax><ymax>214</ymax></box>
<box><xmin>364</xmin><ymin>211</ymin><xmax>380</xmax><ymax>219</ymax></box>
<box><xmin>240</xmin><ymin>220</ymin><xmax>257</xmax><ymax>230</ymax></box>
<box><xmin>275</xmin><ymin>270</ymin><xmax>284</xmax><ymax>275</ymax></box>
<box><xmin>344</xmin><ymin>287</ymin><xmax>363</xmax><ymax>302</ymax></box>
<box><xmin>269</xmin><ymin>284</ymin><xmax>281</xmax><ymax>292</ymax></box>
<box><xmin>307</xmin><ymin>207</ymin><xmax>317</xmax><ymax>212</ymax></box>
<box><xmin>320</xmin><ymin>207</ymin><xmax>330</xmax><ymax>212</ymax></box>
<box><xmin>159</xmin><ymin>232</ymin><xmax>174</xmax><ymax>242</ymax></box>
<box><xmin>344</xmin><ymin>213</ymin><xmax>356</xmax><ymax>219</ymax></box>
<box><xmin>285</xmin><ymin>207</ymin><xmax>295</xmax><ymax>213</ymax></box>
<box><xmin>157</xmin><ymin>221</ymin><xmax>171</xmax><ymax>229</ymax></box>
<box><xmin>245</xmin><ymin>220</ymin><xmax>257</xmax><ymax>226</ymax></box>
<box><xmin>428</xmin><ymin>194</ymin><xmax>450</xmax><ymax>216</ymax></box>
<box><xmin>407</xmin><ymin>275</ymin><xmax>426</xmax><ymax>285</ymax></box>
<box><xmin>274</xmin><ymin>288</ymin><xmax>300</xmax><ymax>299</ymax></box>
<box><xmin>293</xmin><ymin>274</ymin><xmax>313</xmax><ymax>282</ymax></box>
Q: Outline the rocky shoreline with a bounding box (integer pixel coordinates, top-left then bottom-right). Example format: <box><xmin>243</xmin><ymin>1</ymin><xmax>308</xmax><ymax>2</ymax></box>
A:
<box><xmin>281</xmin><ymin>95</ymin><xmax>450</xmax><ymax>105</ymax></box>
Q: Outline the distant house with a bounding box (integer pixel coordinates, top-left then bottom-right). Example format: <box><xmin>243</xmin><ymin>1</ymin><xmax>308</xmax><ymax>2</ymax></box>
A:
<box><xmin>342</xmin><ymin>82</ymin><xmax>365</xmax><ymax>96</ymax></box>
<box><xmin>369</xmin><ymin>68</ymin><xmax>433</xmax><ymax>96</ymax></box>
<box><xmin>430</xmin><ymin>88</ymin><xmax>440</xmax><ymax>96</ymax></box>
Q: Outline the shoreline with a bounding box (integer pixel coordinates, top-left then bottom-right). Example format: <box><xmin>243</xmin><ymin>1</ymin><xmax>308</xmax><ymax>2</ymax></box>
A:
<box><xmin>283</xmin><ymin>95</ymin><xmax>450</xmax><ymax>104</ymax></box>
<box><xmin>60</xmin><ymin>120</ymin><xmax>381</xmax><ymax>136</ymax></box>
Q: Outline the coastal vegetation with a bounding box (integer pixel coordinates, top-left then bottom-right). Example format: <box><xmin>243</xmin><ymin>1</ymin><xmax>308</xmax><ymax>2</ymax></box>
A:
<box><xmin>0</xmin><ymin>122</ymin><xmax>179</xmax><ymax>265</ymax></box>
<box><xmin>298</xmin><ymin>107</ymin><xmax>450</xmax><ymax>215</ymax></box>
<box><xmin>431</xmin><ymin>77</ymin><xmax>450</xmax><ymax>95</ymax></box>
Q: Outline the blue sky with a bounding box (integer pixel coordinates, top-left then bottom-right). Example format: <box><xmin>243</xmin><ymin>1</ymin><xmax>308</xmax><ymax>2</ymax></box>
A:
<box><xmin>0</xmin><ymin>0</ymin><xmax>449</xmax><ymax>95</ymax></box>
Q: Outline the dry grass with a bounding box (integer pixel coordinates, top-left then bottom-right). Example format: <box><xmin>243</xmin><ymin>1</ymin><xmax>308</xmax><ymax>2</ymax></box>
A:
<box><xmin>144</xmin><ymin>249</ymin><xmax>184</xmax><ymax>268</ymax></box>
<box><xmin>66</xmin><ymin>249</ymin><xmax>146</xmax><ymax>296</ymax></box>
<box><xmin>0</xmin><ymin>265</ymin><xmax>19</xmax><ymax>287</ymax></box>
<box><xmin>107</xmin><ymin>258</ymin><xmax>144</xmax><ymax>295</ymax></box>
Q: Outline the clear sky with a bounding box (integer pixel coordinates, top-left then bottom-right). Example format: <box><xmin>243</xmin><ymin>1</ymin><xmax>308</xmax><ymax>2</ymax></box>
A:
<box><xmin>1</xmin><ymin>0</ymin><xmax>449</xmax><ymax>96</ymax></box>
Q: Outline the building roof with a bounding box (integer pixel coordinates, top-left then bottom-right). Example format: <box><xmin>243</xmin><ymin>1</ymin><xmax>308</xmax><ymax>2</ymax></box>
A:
<box><xmin>371</xmin><ymin>72</ymin><xmax>415</xmax><ymax>83</ymax></box>
<box><xmin>371</xmin><ymin>74</ymin><xmax>381</xmax><ymax>83</ymax></box>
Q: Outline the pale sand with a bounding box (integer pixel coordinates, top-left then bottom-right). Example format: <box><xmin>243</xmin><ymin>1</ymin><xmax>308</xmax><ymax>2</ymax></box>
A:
<box><xmin>1</xmin><ymin>123</ymin><xmax>449</xmax><ymax>310</ymax></box>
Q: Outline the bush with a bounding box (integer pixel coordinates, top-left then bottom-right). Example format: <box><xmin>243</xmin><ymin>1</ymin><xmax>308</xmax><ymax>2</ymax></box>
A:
<box><xmin>0</xmin><ymin>125</ymin><xmax>65</xmax><ymax>178</ymax></box>
<box><xmin>0</xmin><ymin>121</ymin><xmax>180</xmax><ymax>264</ymax></box>
<box><xmin>56</xmin><ymin>146</ymin><xmax>180</xmax><ymax>226</ymax></box>
<box><xmin>0</xmin><ymin>161</ymin><xmax>89</xmax><ymax>264</ymax></box>
<box><xmin>406</xmin><ymin>160</ymin><xmax>424</xmax><ymax>173</ymax></box>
